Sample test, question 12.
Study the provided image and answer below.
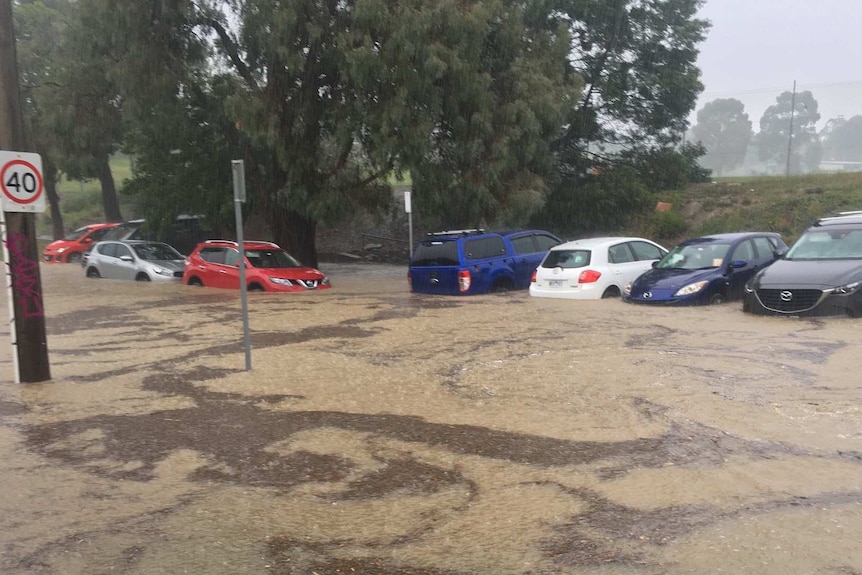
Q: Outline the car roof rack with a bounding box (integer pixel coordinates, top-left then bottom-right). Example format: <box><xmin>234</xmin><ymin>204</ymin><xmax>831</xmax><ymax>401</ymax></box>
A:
<box><xmin>426</xmin><ymin>228</ymin><xmax>486</xmax><ymax>237</ymax></box>
<box><xmin>817</xmin><ymin>211</ymin><xmax>862</xmax><ymax>224</ymax></box>
<box><xmin>203</xmin><ymin>239</ymin><xmax>281</xmax><ymax>248</ymax></box>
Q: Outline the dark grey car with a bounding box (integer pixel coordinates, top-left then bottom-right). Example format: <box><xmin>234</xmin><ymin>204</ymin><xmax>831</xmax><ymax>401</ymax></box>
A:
<box><xmin>85</xmin><ymin>240</ymin><xmax>186</xmax><ymax>282</ymax></box>
<box><xmin>744</xmin><ymin>213</ymin><xmax>862</xmax><ymax>317</ymax></box>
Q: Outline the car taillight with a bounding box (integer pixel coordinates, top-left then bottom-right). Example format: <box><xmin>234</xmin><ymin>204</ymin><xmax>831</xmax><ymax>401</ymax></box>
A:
<box><xmin>531</xmin><ymin>269</ymin><xmax>537</xmax><ymax>283</ymax></box>
<box><xmin>458</xmin><ymin>269</ymin><xmax>471</xmax><ymax>293</ymax></box>
<box><xmin>578</xmin><ymin>269</ymin><xmax>601</xmax><ymax>283</ymax></box>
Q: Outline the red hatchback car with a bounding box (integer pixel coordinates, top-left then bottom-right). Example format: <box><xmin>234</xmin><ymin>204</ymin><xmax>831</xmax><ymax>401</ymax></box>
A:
<box><xmin>182</xmin><ymin>239</ymin><xmax>331</xmax><ymax>292</ymax></box>
<box><xmin>42</xmin><ymin>222</ymin><xmax>119</xmax><ymax>263</ymax></box>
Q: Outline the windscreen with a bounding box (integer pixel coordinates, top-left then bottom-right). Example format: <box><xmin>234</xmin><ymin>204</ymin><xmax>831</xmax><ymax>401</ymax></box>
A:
<box><xmin>656</xmin><ymin>243</ymin><xmax>730</xmax><ymax>270</ymax></box>
<box><xmin>245</xmin><ymin>249</ymin><xmax>301</xmax><ymax>268</ymax></box>
<box><xmin>786</xmin><ymin>229</ymin><xmax>862</xmax><ymax>260</ymax></box>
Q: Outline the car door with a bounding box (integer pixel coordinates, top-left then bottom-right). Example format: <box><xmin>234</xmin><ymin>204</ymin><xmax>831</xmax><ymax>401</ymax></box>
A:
<box><xmin>192</xmin><ymin>247</ymin><xmax>228</xmax><ymax>287</ymax></box>
<box><xmin>99</xmin><ymin>242</ymin><xmax>135</xmax><ymax>280</ymax></box>
<box><xmin>219</xmin><ymin>248</ymin><xmax>243</xmax><ymax>289</ymax></box>
<box><xmin>509</xmin><ymin>234</ymin><xmax>540</xmax><ymax>289</ymax></box>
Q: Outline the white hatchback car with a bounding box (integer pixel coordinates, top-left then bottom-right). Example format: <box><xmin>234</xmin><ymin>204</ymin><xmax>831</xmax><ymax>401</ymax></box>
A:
<box><xmin>530</xmin><ymin>237</ymin><xmax>667</xmax><ymax>299</ymax></box>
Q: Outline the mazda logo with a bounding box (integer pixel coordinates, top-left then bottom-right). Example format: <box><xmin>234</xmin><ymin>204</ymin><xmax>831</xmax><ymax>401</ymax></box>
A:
<box><xmin>780</xmin><ymin>290</ymin><xmax>793</xmax><ymax>302</ymax></box>
<box><xmin>643</xmin><ymin>291</ymin><xmax>652</xmax><ymax>299</ymax></box>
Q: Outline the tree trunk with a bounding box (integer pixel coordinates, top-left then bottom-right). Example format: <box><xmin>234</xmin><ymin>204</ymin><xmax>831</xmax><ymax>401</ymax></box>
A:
<box><xmin>97</xmin><ymin>153</ymin><xmax>123</xmax><ymax>222</ymax></box>
<box><xmin>268</xmin><ymin>203</ymin><xmax>319</xmax><ymax>269</ymax></box>
<box><xmin>43</xmin><ymin>159</ymin><xmax>64</xmax><ymax>239</ymax></box>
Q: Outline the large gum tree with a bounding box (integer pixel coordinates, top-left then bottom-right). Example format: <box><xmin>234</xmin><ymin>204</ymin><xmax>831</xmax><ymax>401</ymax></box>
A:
<box><xmin>78</xmin><ymin>0</ymin><xmax>579</xmax><ymax>266</ymax></box>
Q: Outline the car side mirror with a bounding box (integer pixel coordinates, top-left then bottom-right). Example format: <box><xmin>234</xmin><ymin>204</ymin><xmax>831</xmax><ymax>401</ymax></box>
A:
<box><xmin>120</xmin><ymin>255</ymin><xmax>133</xmax><ymax>262</ymax></box>
<box><xmin>730</xmin><ymin>259</ymin><xmax>747</xmax><ymax>269</ymax></box>
<box><xmin>651</xmin><ymin>261</ymin><xmax>658</xmax><ymax>268</ymax></box>
<box><xmin>82</xmin><ymin>238</ymin><xmax>92</xmax><ymax>244</ymax></box>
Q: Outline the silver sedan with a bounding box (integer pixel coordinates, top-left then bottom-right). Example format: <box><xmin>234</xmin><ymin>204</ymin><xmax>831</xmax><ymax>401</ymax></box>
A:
<box><xmin>84</xmin><ymin>240</ymin><xmax>186</xmax><ymax>282</ymax></box>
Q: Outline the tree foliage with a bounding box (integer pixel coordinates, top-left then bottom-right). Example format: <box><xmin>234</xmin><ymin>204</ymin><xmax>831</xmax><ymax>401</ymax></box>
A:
<box><xmin>691</xmin><ymin>98</ymin><xmax>751</xmax><ymax>176</ymax></box>
<box><xmin>820</xmin><ymin>115</ymin><xmax>862</xmax><ymax>163</ymax></box>
<box><xmin>756</xmin><ymin>90</ymin><xmax>821</xmax><ymax>175</ymax></box>
<box><xmin>537</xmin><ymin>0</ymin><xmax>709</xmax><ymax>236</ymax></box>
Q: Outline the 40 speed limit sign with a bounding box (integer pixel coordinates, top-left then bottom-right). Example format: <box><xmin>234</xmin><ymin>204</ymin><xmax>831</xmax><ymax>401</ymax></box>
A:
<box><xmin>0</xmin><ymin>151</ymin><xmax>46</xmax><ymax>213</ymax></box>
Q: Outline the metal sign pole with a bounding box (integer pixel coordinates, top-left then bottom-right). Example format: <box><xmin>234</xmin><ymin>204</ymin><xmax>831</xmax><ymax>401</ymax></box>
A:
<box><xmin>404</xmin><ymin>190</ymin><xmax>413</xmax><ymax>256</ymax></box>
<box><xmin>232</xmin><ymin>160</ymin><xmax>251</xmax><ymax>371</ymax></box>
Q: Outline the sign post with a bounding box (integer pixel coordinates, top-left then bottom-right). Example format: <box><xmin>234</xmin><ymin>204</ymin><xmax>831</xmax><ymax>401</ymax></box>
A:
<box><xmin>232</xmin><ymin>159</ymin><xmax>251</xmax><ymax>371</ymax></box>
<box><xmin>0</xmin><ymin>150</ymin><xmax>50</xmax><ymax>382</ymax></box>
<box><xmin>404</xmin><ymin>190</ymin><xmax>413</xmax><ymax>257</ymax></box>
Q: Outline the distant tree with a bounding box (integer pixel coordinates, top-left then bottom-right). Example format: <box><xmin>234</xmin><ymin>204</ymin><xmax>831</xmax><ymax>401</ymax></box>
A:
<box><xmin>820</xmin><ymin>115</ymin><xmax>862</xmax><ymax>162</ymax></box>
<box><xmin>756</xmin><ymin>90</ymin><xmax>821</xmax><ymax>175</ymax></box>
<box><xmin>691</xmin><ymin>98</ymin><xmax>752</xmax><ymax>176</ymax></box>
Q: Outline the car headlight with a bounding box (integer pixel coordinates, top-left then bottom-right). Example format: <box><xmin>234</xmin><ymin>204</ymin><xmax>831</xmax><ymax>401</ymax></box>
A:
<box><xmin>744</xmin><ymin>282</ymin><xmax>755</xmax><ymax>294</ymax></box>
<box><xmin>152</xmin><ymin>266</ymin><xmax>173</xmax><ymax>276</ymax></box>
<box><xmin>623</xmin><ymin>281</ymin><xmax>632</xmax><ymax>296</ymax></box>
<box><xmin>270</xmin><ymin>277</ymin><xmax>294</xmax><ymax>286</ymax></box>
<box><xmin>57</xmin><ymin>247</ymin><xmax>67</xmax><ymax>253</ymax></box>
<box><xmin>321</xmin><ymin>277</ymin><xmax>330</xmax><ymax>285</ymax></box>
<box><xmin>831</xmin><ymin>281</ymin><xmax>860</xmax><ymax>295</ymax></box>
<box><xmin>674</xmin><ymin>280</ymin><xmax>708</xmax><ymax>297</ymax></box>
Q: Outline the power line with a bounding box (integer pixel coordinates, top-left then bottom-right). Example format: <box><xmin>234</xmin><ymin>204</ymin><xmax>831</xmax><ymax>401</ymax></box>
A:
<box><xmin>702</xmin><ymin>80</ymin><xmax>862</xmax><ymax>98</ymax></box>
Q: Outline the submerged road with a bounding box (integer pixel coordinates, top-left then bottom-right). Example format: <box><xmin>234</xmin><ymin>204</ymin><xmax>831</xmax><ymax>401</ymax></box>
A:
<box><xmin>1</xmin><ymin>262</ymin><xmax>860</xmax><ymax>574</ymax></box>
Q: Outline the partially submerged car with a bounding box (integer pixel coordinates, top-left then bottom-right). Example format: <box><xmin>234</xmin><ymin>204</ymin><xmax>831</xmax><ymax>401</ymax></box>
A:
<box><xmin>744</xmin><ymin>212</ymin><xmax>862</xmax><ymax>317</ymax></box>
<box><xmin>530</xmin><ymin>237</ymin><xmax>667</xmax><ymax>299</ymax></box>
<box><xmin>408</xmin><ymin>229</ymin><xmax>561</xmax><ymax>295</ymax></box>
<box><xmin>42</xmin><ymin>222</ymin><xmax>118</xmax><ymax>263</ymax></box>
<box><xmin>624</xmin><ymin>232</ymin><xmax>787</xmax><ymax>305</ymax></box>
<box><xmin>85</xmin><ymin>240</ymin><xmax>186</xmax><ymax>281</ymax></box>
<box><xmin>183</xmin><ymin>239</ymin><xmax>331</xmax><ymax>292</ymax></box>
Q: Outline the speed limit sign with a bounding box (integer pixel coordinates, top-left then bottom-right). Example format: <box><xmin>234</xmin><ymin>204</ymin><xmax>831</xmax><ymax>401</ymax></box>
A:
<box><xmin>0</xmin><ymin>151</ymin><xmax>46</xmax><ymax>213</ymax></box>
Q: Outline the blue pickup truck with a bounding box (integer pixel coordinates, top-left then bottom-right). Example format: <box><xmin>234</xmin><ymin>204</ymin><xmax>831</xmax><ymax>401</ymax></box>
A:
<box><xmin>408</xmin><ymin>229</ymin><xmax>561</xmax><ymax>295</ymax></box>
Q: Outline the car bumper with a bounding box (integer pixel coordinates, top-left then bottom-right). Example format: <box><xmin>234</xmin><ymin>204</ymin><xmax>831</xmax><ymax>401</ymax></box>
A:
<box><xmin>529</xmin><ymin>284</ymin><xmax>603</xmax><ymax>300</ymax></box>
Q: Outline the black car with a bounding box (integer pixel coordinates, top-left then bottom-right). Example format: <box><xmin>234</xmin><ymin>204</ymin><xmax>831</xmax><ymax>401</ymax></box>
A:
<box><xmin>743</xmin><ymin>212</ymin><xmax>862</xmax><ymax>317</ymax></box>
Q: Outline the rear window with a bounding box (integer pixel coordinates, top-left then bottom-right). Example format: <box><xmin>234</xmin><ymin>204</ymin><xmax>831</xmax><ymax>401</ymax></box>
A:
<box><xmin>411</xmin><ymin>241</ymin><xmax>460</xmax><ymax>267</ymax></box>
<box><xmin>541</xmin><ymin>249</ymin><xmax>590</xmax><ymax>269</ymax></box>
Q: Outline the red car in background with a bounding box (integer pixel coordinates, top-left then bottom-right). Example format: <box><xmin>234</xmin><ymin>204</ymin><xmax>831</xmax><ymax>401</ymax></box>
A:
<box><xmin>42</xmin><ymin>222</ymin><xmax>119</xmax><ymax>263</ymax></box>
<box><xmin>182</xmin><ymin>239</ymin><xmax>331</xmax><ymax>292</ymax></box>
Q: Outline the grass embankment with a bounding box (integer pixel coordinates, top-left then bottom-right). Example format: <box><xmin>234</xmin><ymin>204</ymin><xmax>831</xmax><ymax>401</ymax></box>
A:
<box><xmin>642</xmin><ymin>172</ymin><xmax>862</xmax><ymax>246</ymax></box>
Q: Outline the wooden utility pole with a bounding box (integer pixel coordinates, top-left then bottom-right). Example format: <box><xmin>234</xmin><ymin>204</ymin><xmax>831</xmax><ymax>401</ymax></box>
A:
<box><xmin>0</xmin><ymin>0</ymin><xmax>51</xmax><ymax>382</ymax></box>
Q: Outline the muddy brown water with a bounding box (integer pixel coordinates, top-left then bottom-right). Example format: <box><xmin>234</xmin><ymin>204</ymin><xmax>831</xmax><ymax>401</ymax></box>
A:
<box><xmin>1</xmin><ymin>263</ymin><xmax>860</xmax><ymax>574</ymax></box>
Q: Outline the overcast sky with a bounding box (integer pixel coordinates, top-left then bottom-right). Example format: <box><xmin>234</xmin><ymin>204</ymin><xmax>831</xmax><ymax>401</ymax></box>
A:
<box><xmin>692</xmin><ymin>0</ymin><xmax>862</xmax><ymax>130</ymax></box>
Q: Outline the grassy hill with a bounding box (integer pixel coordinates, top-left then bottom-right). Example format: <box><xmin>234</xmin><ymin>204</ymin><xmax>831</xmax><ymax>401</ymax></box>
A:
<box><xmin>637</xmin><ymin>171</ymin><xmax>862</xmax><ymax>247</ymax></box>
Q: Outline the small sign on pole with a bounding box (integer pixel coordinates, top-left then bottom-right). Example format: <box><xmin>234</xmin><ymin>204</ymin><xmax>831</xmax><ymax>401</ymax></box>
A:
<box><xmin>0</xmin><ymin>151</ymin><xmax>46</xmax><ymax>213</ymax></box>
<box><xmin>404</xmin><ymin>190</ymin><xmax>413</xmax><ymax>257</ymax></box>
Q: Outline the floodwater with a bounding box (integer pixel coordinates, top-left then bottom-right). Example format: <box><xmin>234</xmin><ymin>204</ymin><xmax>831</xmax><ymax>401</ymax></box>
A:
<box><xmin>1</xmin><ymin>262</ymin><xmax>860</xmax><ymax>574</ymax></box>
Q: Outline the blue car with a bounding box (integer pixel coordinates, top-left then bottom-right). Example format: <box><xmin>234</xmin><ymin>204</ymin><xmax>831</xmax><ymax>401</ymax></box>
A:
<box><xmin>623</xmin><ymin>232</ymin><xmax>788</xmax><ymax>305</ymax></box>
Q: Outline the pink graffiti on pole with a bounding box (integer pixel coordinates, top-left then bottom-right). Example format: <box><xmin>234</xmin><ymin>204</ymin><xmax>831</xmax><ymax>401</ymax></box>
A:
<box><xmin>5</xmin><ymin>232</ymin><xmax>44</xmax><ymax>318</ymax></box>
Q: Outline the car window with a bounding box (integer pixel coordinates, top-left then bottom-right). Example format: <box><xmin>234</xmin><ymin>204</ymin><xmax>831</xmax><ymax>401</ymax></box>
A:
<box><xmin>608</xmin><ymin>243</ymin><xmax>634</xmax><ymax>264</ymax></box>
<box><xmin>411</xmin><ymin>241</ymin><xmax>459</xmax><ymax>267</ymax></box>
<box><xmin>199</xmin><ymin>247</ymin><xmax>227</xmax><ymax>264</ymax></box>
<box><xmin>658</xmin><ymin>242</ymin><xmax>730</xmax><ymax>270</ymax></box>
<box><xmin>89</xmin><ymin>227</ymin><xmax>113</xmax><ymax>242</ymax></box>
<box><xmin>464</xmin><ymin>236</ymin><xmax>506</xmax><ymax>260</ymax></box>
<box><xmin>752</xmin><ymin>237</ymin><xmax>776</xmax><ymax>263</ymax></box>
<box><xmin>115</xmin><ymin>244</ymin><xmax>133</xmax><ymax>259</ymax></box>
<box><xmin>629</xmin><ymin>241</ymin><xmax>664</xmax><ymax>261</ymax></box>
<box><xmin>731</xmin><ymin>239</ymin><xmax>754</xmax><ymax>262</ymax></box>
<box><xmin>509</xmin><ymin>235</ymin><xmax>537</xmax><ymax>255</ymax></box>
<box><xmin>541</xmin><ymin>249</ymin><xmax>590</xmax><ymax>269</ymax></box>
<box><xmin>133</xmin><ymin>243</ymin><xmax>183</xmax><ymax>261</ymax></box>
<box><xmin>534</xmin><ymin>234</ymin><xmax>561</xmax><ymax>252</ymax></box>
<box><xmin>245</xmin><ymin>249</ymin><xmax>301</xmax><ymax>268</ymax></box>
<box><xmin>96</xmin><ymin>243</ymin><xmax>116</xmax><ymax>258</ymax></box>
<box><xmin>224</xmin><ymin>249</ymin><xmax>242</xmax><ymax>267</ymax></box>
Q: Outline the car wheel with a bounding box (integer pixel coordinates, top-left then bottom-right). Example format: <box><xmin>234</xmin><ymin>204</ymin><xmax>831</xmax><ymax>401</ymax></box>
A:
<box><xmin>601</xmin><ymin>286</ymin><xmax>620</xmax><ymax>299</ymax></box>
<box><xmin>86</xmin><ymin>267</ymin><xmax>101</xmax><ymax>278</ymax></box>
<box><xmin>187</xmin><ymin>277</ymin><xmax>204</xmax><ymax>287</ymax></box>
<box><xmin>67</xmin><ymin>252</ymin><xmax>81</xmax><ymax>264</ymax></box>
<box><xmin>136</xmin><ymin>273</ymin><xmax>151</xmax><ymax>282</ymax></box>
<box><xmin>709</xmin><ymin>292</ymin><xmax>725</xmax><ymax>305</ymax></box>
<box><xmin>491</xmin><ymin>278</ymin><xmax>514</xmax><ymax>293</ymax></box>
<box><xmin>248</xmin><ymin>283</ymin><xmax>266</xmax><ymax>292</ymax></box>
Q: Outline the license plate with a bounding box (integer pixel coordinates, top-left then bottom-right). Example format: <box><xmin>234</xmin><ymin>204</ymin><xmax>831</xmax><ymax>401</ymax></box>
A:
<box><xmin>548</xmin><ymin>280</ymin><xmax>565</xmax><ymax>287</ymax></box>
